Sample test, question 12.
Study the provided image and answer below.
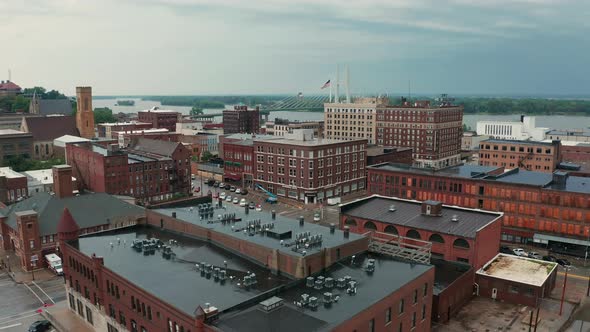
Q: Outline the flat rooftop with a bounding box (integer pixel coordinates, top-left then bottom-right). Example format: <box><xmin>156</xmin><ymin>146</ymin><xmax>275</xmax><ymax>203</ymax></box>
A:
<box><xmin>481</xmin><ymin>139</ymin><xmax>557</xmax><ymax>146</ymax></box>
<box><xmin>366</xmin><ymin>145</ymin><xmax>412</xmax><ymax>156</ymax></box>
<box><xmin>340</xmin><ymin>195</ymin><xmax>502</xmax><ymax>238</ymax></box>
<box><xmin>75</xmin><ymin>227</ymin><xmax>291</xmax><ymax>316</ymax></box>
<box><xmin>0</xmin><ymin>167</ymin><xmax>24</xmax><ymax>178</ymax></box>
<box><xmin>154</xmin><ymin>202</ymin><xmax>365</xmax><ymax>257</ymax></box>
<box><xmin>477</xmin><ymin>254</ymin><xmax>557</xmax><ymax>287</ymax></box>
<box><xmin>215</xmin><ymin>253</ymin><xmax>433</xmax><ymax>332</ymax></box>
<box><xmin>256</xmin><ymin>137</ymin><xmax>366</xmax><ymax>147</ymax></box>
<box><xmin>0</xmin><ymin>128</ymin><xmax>29</xmax><ymax>136</ymax></box>
<box><xmin>369</xmin><ymin>163</ymin><xmax>590</xmax><ymax>194</ymax></box>
<box><xmin>23</xmin><ymin>169</ymin><xmax>76</xmax><ymax>185</ymax></box>
<box><xmin>99</xmin><ymin>121</ymin><xmax>151</xmax><ymax>126</ymax></box>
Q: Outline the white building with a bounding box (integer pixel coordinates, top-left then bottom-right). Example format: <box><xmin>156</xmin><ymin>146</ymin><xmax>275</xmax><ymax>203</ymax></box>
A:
<box><xmin>476</xmin><ymin>116</ymin><xmax>548</xmax><ymax>141</ymax></box>
<box><xmin>176</xmin><ymin>120</ymin><xmax>204</xmax><ymax>136</ymax></box>
<box><xmin>22</xmin><ymin>169</ymin><xmax>77</xmax><ymax>195</ymax></box>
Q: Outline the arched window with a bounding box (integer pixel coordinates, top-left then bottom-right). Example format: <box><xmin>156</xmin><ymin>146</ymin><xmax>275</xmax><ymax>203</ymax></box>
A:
<box><xmin>384</xmin><ymin>225</ymin><xmax>398</xmax><ymax>235</ymax></box>
<box><xmin>453</xmin><ymin>238</ymin><xmax>470</xmax><ymax>249</ymax></box>
<box><xmin>429</xmin><ymin>234</ymin><xmax>445</xmax><ymax>243</ymax></box>
<box><xmin>364</xmin><ymin>221</ymin><xmax>377</xmax><ymax>231</ymax></box>
<box><xmin>407</xmin><ymin>229</ymin><xmax>421</xmax><ymax>239</ymax></box>
<box><xmin>344</xmin><ymin>218</ymin><xmax>357</xmax><ymax>226</ymax></box>
<box><xmin>35</xmin><ymin>145</ymin><xmax>39</xmax><ymax>155</ymax></box>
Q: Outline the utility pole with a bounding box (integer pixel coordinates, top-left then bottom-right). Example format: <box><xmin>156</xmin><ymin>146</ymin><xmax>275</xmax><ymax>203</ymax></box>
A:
<box><xmin>560</xmin><ymin>267</ymin><xmax>568</xmax><ymax>316</ymax></box>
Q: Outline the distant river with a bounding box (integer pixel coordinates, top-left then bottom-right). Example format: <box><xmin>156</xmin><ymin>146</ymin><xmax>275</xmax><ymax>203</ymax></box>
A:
<box><xmin>93</xmin><ymin>98</ymin><xmax>590</xmax><ymax>131</ymax></box>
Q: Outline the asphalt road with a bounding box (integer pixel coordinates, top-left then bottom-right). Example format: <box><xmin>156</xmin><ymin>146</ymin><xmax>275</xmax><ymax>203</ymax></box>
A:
<box><xmin>0</xmin><ymin>271</ymin><xmax>62</xmax><ymax>332</ymax></box>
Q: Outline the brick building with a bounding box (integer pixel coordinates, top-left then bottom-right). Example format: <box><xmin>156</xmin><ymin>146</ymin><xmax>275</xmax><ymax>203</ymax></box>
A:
<box><xmin>97</xmin><ymin>121</ymin><xmax>152</xmax><ymax>139</ymax></box>
<box><xmin>66</xmin><ymin>138</ymin><xmax>191</xmax><ymax>203</ymax></box>
<box><xmin>265</xmin><ymin>118</ymin><xmax>324</xmax><ymax>138</ymax></box>
<box><xmin>179</xmin><ymin>133</ymin><xmax>219</xmax><ymax>161</ymax></box>
<box><xmin>222</xmin><ymin>105</ymin><xmax>260</xmax><ymax>134</ymax></box>
<box><xmin>367</xmin><ymin>163</ymin><xmax>590</xmax><ymax>254</ymax></box>
<box><xmin>0</xmin><ymin>80</ymin><xmax>22</xmax><ymax>97</ymax></box>
<box><xmin>476</xmin><ymin>254</ymin><xmax>558</xmax><ymax>307</ymax></box>
<box><xmin>75</xmin><ymin>87</ymin><xmax>96</xmax><ymax>139</ymax></box>
<box><xmin>366</xmin><ymin>146</ymin><xmax>413</xmax><ymax>166</ymax></box>
<box><xmin>59</xmin><ymin>196</ymin><xmax>435</xmax><ymax>332</ymax></box>
<box><xmin>115</xmin><ymin>128</ymin><xmax>180</xmax><ymax>148</ymax></box>
<box><xmin>138</xmin><ymin>107</ymin><xmax>181</xmax><ymax>132</ymax></box>
<box><xmin>559</xmin><ymin>142</ymin><xmax>590</xmax><ymax>172</ymax></box>
<box><xmin>220</xmin><ymin>134</ymin><xmax>279</xmax><ymax>187</ymax></box>
<box><xmin>254</xmin><ymin>130</ymin><xmax>367</xmax><ymax>204</ymax></box>
<box><xmin>478</xmin><ymin>139</ymin><xmax>561</xmax><ymax>173</ymax></box>
<box><xmin>0</xmin><ymin>129</ymin><xmax>33</xmax><ymax>163</ymax></box>
<box><xmin>21</xmin><ymin>116</ymin><xmax>79</xmax><ymax>160</ymax></box>
<box><xmin>0</xmin><ymin>167</ymin><xmax>28</xmax><ymax>204</ymax></box>
<box><xmin>376</xmin><ymin>99</ymin><xmax>463</xmax><ymax>169</ymax></box>
<box><xmin>0</xmin><ymin>165</ymin><xmax>145</xmax><ymax>271</ymax></box>
<box><xmin>324</xmin><ymin>97</ymin><xmax>387</xmax><ymax>145</ymax></box>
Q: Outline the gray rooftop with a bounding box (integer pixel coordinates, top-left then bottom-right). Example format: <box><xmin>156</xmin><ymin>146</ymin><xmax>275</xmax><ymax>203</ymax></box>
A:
<box><xmin>75</xmin><ymin>227</ymin><xmax>290</xmax><ymax>317</ymax></box>
<box><xmin>38</xmin><ymin>99</ymin><xmax>72</xmax><ymax>116</ymax></box>
<box><xmin>340</xmin><ymin>195</ymin><xmax>502</xmax><ymax>238</ymax></box>
<box><xmin>369</xmin><ymin>163</ymin><xmax>590</xmax><ymax>194</ymax></box>
<box><xmin>216</xmin><ymin>253</ymin><xmax>433</xmax><ymax>331</ymax></box>
<box><xmin>2</xmin><ymin>192</ymin><xmax>145</xmax><ymax>236</ymax></box>
<box><xmin>256</xmin><ymin>137</ymin><xmax>366</xmax><ymax>147</ymax></box>
<box><xmin>481</xmin><ymin>138</ymin><xmax>557</xmax><ymax>146</ymax></box>
<box><xmin>154</xmin><ymin>202</ymin><xmax>365</xmax><ymax>257</ymax></box>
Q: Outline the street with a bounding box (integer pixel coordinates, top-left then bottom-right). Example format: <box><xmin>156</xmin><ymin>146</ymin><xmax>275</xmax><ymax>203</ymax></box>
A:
<box><xmin>0</xmin><ymin>271</ymin><xmax>62</xmax><ymax>331</ymax></box>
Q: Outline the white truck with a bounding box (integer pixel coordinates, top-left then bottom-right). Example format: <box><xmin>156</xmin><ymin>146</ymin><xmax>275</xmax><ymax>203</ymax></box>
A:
<box><xmin>327</xmin><ymin>197</ymin><xmax>341</xmax><ymax>206</ymax></box>
<box><xmin>45</xmin><ymin>253</ymin><xmax>63</xmax><ymax>275</ymax></box>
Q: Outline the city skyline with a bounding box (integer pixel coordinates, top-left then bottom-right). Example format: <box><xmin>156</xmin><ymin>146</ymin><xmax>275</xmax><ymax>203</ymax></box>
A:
<box><xmin>1</xmin><ymin>0</ymin><xmax>589</xmax><ymax>96</ymax></box>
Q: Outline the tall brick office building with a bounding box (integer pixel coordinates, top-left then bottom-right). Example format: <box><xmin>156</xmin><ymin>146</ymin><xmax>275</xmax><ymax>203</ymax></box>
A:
<box><xmin>222</xmin><ymin>105</ymin><xmax>260</xmax><ymax>134</ymax></box>
<box><xmin>66</xmin><ymin>138</ymin><xmax>191</xmax><ymax>203</ymax></box>
<box><xmin>254</xmin><ymin>130</ymin><xmax>367</xmax><ymax>204</ymax></box>
<box><xmin>478</xmin><ymin>139</ymin><xmax>561</xmax><ymax>173</ymax></box>
<box><xmin>138</xmin><ymin>108</ymin><xmax>181</xmax><ymax>132</ymax></box>
<box><xmin>367</xmin><ymin>163</ymin><xmax>590</xmax><ymax>253</ymax></box>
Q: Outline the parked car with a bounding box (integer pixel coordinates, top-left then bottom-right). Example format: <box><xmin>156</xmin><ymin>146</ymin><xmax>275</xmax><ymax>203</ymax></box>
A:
<box><xmin>239</xmin><ymin>198</ymin><xmax>247</xmax><ymax>206</ymax></box>
<box><xmin>207</xmin><ymin>179</ymin><xmax>216</xmax><ymax>186</ymax></box>
<box><xmin>28</xmin><ymin>320</ymin><xmax>52</xmax><ymax>332</ymax></box>
<box><xmin>313</xmin><ymin>212</ymin><xmax>321</xmax><ymax>222</ymax></box>
<box><xmin>191</xmin><ymin>174</ymin><xmax>196</xmax><ymax>180</ymax></box>
<box><xmin>241</xmin><ymin>189</ymin><xmax>249</xmax><ymax>195</ymax></box>
<box><xmin>220</xmin><ymin>192</ymin><xmax>226</xmax><ymax>199</ymax></box>
<box><xmin>235</xmin><ymin>188</ymin><xmax>242</xmax><ymax>194</ymax></box>
<box><xmin>528</xmin><ymin>252</ymin><xmax>542</xmax><ymax>260</ymax></box>
<box><xmin>233</xmin><ymin>197</ymin><xmax>239</xmax><ymax>204</ymax></box>
<box><xmin>230</xmin><ymin>186</ymin><xmax>236</xmax><ymax>192</ymax></box>
<box><xmin>213</xmin><ymin>181</ymin><xmax>220</xmax><ymax>187</ymax></box>
<box><xmin>557</xmin><ymin>258</ymin><xmax>571</xmax><ymax>267</ymax></box>
<box><xmin>224</xmin><ymin>184</ymin><xmax>231</xmax><ymax>190</ymax></box>
<box><xmin>213</xmin><ymin>192</ymin><xmax>219</xmax><ymax>198</ymax></box>
<box><xmin>513</xmin><ymin>248</ymin><xmax>528</xmax><ymax>257</ymax></box>
<box><xmin>255</xmin><ymin>204</ymin><xmax>262</xmax><ymax>212</ymax></box>
<box><xmin>499</xmin><ymin>246</ymin><xmax>512</xmax><ymax>255</ymax></box>
<box><xmin>225</xmin><ymin>195</ymin><xmax>232</xmax><ymax>202</ymax></box>
<box><xmin>194</xmin><ymin>187</ymin><xmax>200</xmax><ymax>193</ymax></box>
<box><xmin>248</xmin><ymin>202</ymin><xmax>256</xmax><ymax>209</ymax></box>
<box><xmin>543</xmin><ymin>255</ymin><xmax>557</xmax><ymax>262</ymax></box>
<box><xmin>219</xmin><ymin>182</ymin><xmax>226</xmax><ymax>188</ymax></box>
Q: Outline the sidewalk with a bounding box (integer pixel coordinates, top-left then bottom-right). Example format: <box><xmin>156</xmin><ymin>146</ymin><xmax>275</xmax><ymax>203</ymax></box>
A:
<box><xmin>0</xmin><ymin>247</ymin><xmax>56</xmax><ymax>283</ymax></box>
<box><xmin>42</xmin><ymin>301</ymin><xmax>94</xmax><ymax>332</ymax></box>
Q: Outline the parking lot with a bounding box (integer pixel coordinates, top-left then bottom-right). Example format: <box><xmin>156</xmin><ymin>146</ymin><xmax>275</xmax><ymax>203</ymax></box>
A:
<box><xmin>0</xmin><ymin>271</ymin><xmax>63</xmax><ymax>331</ymax></box>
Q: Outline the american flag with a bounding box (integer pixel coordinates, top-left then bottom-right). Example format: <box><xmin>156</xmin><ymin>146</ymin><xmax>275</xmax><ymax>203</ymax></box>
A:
<box><xmin>320</xmin><ymin>80</ymin><xmax>331</xmax><ymax>89</ymax></box>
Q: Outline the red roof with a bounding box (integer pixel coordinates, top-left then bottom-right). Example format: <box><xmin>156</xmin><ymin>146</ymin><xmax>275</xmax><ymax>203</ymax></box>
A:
<box><xmin>0</xmin><ymin>81</ymin><xmax>22</xmax><ymax>91</ymax></box>
<box><xmin>57</xmin><ymin>208</ymin><xmax>80</xmax><ymax>234</ymax></box>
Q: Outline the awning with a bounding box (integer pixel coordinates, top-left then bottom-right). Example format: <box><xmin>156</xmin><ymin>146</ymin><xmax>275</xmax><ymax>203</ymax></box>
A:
<box><xmin>224</xmin><ymin>174</ymin><xmax>241</xmax><ymax>181</ymax></box>
<box><xmin>534</xmin><ymin>233</ymin><xmax>590</xmax><ymax>246</ymax></box>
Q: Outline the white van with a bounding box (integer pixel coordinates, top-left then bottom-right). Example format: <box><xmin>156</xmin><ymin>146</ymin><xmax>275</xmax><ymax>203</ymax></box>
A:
<box><xmin>45</xmin><ymin>253</ymin><xmax>63</xmax><ymax>275</ymax></box>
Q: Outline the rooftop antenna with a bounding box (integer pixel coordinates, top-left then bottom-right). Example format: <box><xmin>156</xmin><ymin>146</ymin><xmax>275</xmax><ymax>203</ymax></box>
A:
<box><xmin>345</xmin><ymin>64</ymin><xmax>351</xmax><ymax>103</ymax></box>
<box><xmin>335</xmin><ymin>64</ymin><xmax>340</xmax><ymax>103</ymax></box>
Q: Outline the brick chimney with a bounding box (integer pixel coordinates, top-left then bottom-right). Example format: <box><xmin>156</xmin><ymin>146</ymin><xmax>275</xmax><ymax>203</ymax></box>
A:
<box><xmin>52</xmin><ymin>165</ymin><xmax>73</xmax><ymax>198</ymax></box>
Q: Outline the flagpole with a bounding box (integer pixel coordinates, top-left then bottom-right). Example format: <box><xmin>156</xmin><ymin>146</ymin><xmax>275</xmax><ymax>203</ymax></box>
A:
<box><xmin>329</xmin><ymin>79</ymin><xmax>332</xmax><ymax>102</ymax></box>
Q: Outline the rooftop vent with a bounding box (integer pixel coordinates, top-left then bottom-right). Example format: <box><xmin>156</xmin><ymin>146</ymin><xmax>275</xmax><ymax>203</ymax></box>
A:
<box><xmin>259</xmin><ymin>297</ymin><xmax>284</xmax><ymax>312</ymax></box>
<box><xmin>389</xmin><ymin>204</ymin><xmax>396</xmax><ymax>212</ymax></box>
<box><xmin>451</xmin><ymin>215</ymin><xmax>459</xmax><ymax>222</ymax></box>
<box><xmin>421</xmin><ymin>200</ymin><xmax>443</xmax><ymax>217</ymax></box>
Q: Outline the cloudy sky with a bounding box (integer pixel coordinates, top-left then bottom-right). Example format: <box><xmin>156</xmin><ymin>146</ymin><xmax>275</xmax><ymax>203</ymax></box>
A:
<box><xmin>1</xmin><ymin>0</ymin><xmax>588</xmax><ymax>96</ymax></box>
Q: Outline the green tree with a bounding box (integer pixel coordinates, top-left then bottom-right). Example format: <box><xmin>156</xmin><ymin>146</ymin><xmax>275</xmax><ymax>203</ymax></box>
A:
<box><xmin>23</xmin><ymin>87</ymin><xmax>46</xmax><ymax>96</ymax></box>
<box><xmin>190</xmin><ymin>105</ymin><xmax>204</xmax><ymax>117</ymax></box>
<box><xmin>201</xmin><ymin>151</ymin><xmax>213</xmax><ymax>162</ymax></box>
<box><xmin>93</xmin><ymin>107</ymin><xmax>117</xmax><ymax>124</ymax></box>
<box><xmin>3</xmin><ymin>156</ymin><xmax>65</xmax><ymax>172</ymax></box>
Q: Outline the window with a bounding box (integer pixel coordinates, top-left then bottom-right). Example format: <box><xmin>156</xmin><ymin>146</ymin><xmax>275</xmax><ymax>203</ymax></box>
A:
<box><xmin>428</xmin><ymin>234</ymin><xmax>444</xmax><ymax>243</ymax></box>
<box><xmin>423</xmin><ymin>283</ymin><xmax>428</xmax><ymax>297</ymax></box>
<box><xmin>413</xmin><ymin>289</ymin><xmax>418</xmax><ymax>303</ymax></box>
<box><xmin>453</xmin><ymin>238</ymin><xmax>470</xmax><ymax>249</ymax></box>
<box><xmin>369</xmin><ymin>318</ymin><xmax>375</xmax><ymax>332</ymax></box>
<box><xmin>398</xmin><ymin>322</ymin><xmax>403</xmax><ymax>332</ymax></box>
<box><xmin>422</xmin><ymin>304</ymin><xmax>426</xmax><ymax>320</ymax></box>
<box><xmin>411</xmin><ymin>312</ymin><xmax>416</xmax><ymax>328</ymax></box>
<box><xmin>29</xmin><ymin>240</ymin><xmax>35</xmax><ymax>249</ymax></box>
<box><xmin>399</xmin><ymin>299</ymin><xmax>404</xmax><ymax>314</ymax></box>
<box><xmin>131</xmin><ymin>320</ymin><xmax>138</xmax><ymax>332</ymax></box>
<box><xmin>509</xmin><ymin>285</ymin><xmax>519</xmax><ymax>294</ymax></box>
<box><xmin>119</xmin><ymin>311</ymin><xmax>126</xmax><ymax>326</ymax></box>
<box><xmin>131</xmin><ymin>296</ymin><xmax>136</xmax><ymax>309</ymax></box>
<box><xmin>85</xmin><ymin>306</ymin><xmax>93</xmax><ymax>325</ymax></box>
<box><xmin>148</xmin><ymin>306</ymin><xmax>152</xmax><ymax>320</ymax></box>
<box><xmin>385</xmin><ymin>307</ymin><xmax>391</xmax><ymax>324</ymax></box>
<box><xmin>107</xmin><ymin>323</ymin><xmax>119</xmax><ymax>332</ymax></box>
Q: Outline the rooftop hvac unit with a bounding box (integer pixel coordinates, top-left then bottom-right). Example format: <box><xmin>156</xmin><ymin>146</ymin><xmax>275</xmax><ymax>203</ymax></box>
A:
<box><xmin>451</xmin><ymin>215</ymin><xmax>459</xmax><ymax>222</ymax></box>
